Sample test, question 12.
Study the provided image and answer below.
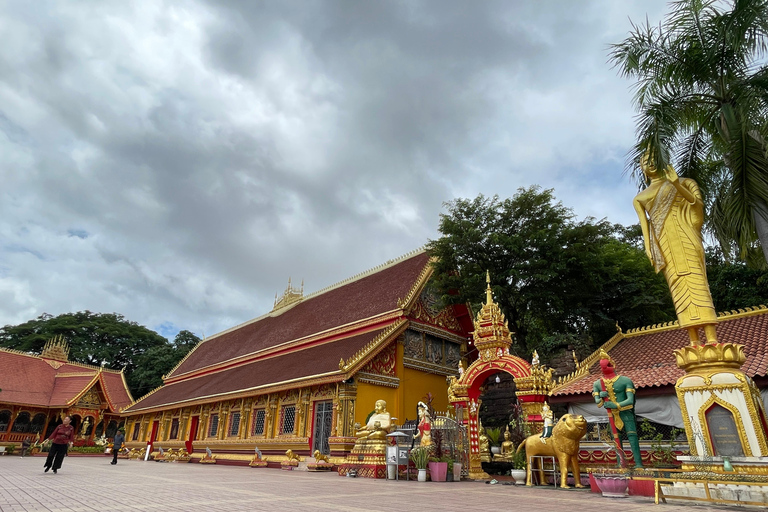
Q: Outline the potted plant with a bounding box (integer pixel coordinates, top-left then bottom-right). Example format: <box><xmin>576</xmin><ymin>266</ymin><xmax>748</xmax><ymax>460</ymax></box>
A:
<box><xmin>427</xmin><ymin>429</ymin><xmax>448</xmax><ymax>481</ymax></box>
<box><xmin>593</xmin><ymin>443</ymin><xmax>631</xmax><ymax>497</ymax></box>
<box><xmin>410</xmin><ymin>446</ymin><xmax>430</xmax><ymax>482</ymax></box>
<box><xmin>510</xmin><ymin>450</ymin><xmax>527</xmax><ymax>485</ymax></box>
<box><xmin>485</xmin><ymin>427</ymin><xmax>502</xmax><ymax>455</ymax></box>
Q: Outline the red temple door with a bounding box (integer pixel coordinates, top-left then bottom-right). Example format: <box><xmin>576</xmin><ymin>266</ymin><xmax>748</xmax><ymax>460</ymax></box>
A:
<box><xmin>186</xmin><ymin>416</ymin><xmax>198</xmax><ymax>454</ymax></box>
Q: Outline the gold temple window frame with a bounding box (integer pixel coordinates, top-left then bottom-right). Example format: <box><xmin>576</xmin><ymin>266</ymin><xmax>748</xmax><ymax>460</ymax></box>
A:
<box><xmin>278</xmin><ymin>405</ymin><xmax>297</xmax><ymax>436</ymax></box>
<box><xmin>250</xmin><ymin>409</ymin><xmax>267</xmax><ymax>437</ymax></box>
<box><xmin>206</xmin><ymin>413</ymin><xmax>220</xmax><ymax>438</ymax></box>
<box><xmin>227</xmin><ymin>411</ymin><xmax>242</xmax><ymax>438</ymax></box>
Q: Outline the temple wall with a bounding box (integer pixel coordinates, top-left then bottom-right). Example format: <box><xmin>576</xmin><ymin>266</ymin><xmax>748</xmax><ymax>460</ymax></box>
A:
<box><xmin>401</xmin><ymin>367</ymin><xmax>449</xmax><ymax>416</ymax></box>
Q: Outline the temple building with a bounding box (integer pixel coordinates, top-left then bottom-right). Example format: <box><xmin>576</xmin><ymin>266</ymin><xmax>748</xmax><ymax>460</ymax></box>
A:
<box><xmin>121</xmin><ymin>250</ymin><xmax>473</xmax><ymax>464</ymax></box>
<box><xmin>0</xmin><ymin>337</ymin><xmax>133</xmax><ymax>446</ymax></box>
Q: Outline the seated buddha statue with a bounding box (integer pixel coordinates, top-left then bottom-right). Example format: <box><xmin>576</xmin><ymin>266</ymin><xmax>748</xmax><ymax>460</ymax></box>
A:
<box><xmin>478</xmin><ymin>419</ymin><xmax>491</xmax><ymax>463</ymax></box>
<box><xmin>354</xmin><ymin>400</ymin><xmax>392</xmax><ymax>439</ymax></box>
<box><xmin>497</xmin><ymin>426</ymin><xmax>515</xmax><ymax>462</ymax></box>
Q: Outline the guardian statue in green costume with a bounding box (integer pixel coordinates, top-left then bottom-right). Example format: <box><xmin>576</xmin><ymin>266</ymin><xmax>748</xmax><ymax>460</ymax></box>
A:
<box><xmin>592</xmin><ymin>349</ymin><xmax>643</xmax><ymax>468</ymax></box>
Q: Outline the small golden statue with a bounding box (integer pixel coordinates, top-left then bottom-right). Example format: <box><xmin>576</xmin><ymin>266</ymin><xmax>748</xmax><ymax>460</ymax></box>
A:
<box><xmin>285</xmin><ymin>449</ymin><xmax>301</xmax><ymax>462</ymax></box>
<box><xmin>496</xmin><ymin>426</ymin><xmax>516</xmax><ymax>462</ymax></box>
<box><xmin>633</xmin><ymin>153</ymin><xmax>718</xmax><ymax>344</ymax></box>
<box><xmin>478</xmin><ymin>418</ymin><xmax>491</xmax><ymax>463</ymax></box>
<box><xmin>313</xmin><ymin>450</ymin><xmax>330</xmax><ymax>463</ymax></box>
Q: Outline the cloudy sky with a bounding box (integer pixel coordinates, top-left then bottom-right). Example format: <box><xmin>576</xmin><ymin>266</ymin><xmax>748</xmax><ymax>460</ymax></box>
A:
<box><xmin>0</xmin><ymin>0</ymin><xmax>670</xmax><ymax>340</ymax></box>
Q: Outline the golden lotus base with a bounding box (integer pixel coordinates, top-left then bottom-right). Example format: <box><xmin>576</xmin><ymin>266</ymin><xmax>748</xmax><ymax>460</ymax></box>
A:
<box><xmin>249</xmin><ymin>460</ymin><xmax>268</xmax><ymax>467</ymax></box>
<box><xmin>199</xmin><ymin>457</ymin><xmax>217</xmax><ymax>464</ymax></box>
<box><xmin>281</xmin><ymin>460</ymin><xmax>299</xmax><ymax>470</ymax></box>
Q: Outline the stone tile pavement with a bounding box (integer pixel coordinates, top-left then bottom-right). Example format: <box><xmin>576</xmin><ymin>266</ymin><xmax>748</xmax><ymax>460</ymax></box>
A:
<box><xmin>0</xmin><ymin>456</ymin><xmax>735</xmax><ymax>512</ymax></box>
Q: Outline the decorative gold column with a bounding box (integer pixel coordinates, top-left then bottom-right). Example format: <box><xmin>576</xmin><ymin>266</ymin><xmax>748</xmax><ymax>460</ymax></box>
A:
<box><xmin>218</xmin><ymin>403</ymin><xmax>229</xmax><ymax>440</ymax></box>
<box><xmin>198</xmin><ymin>407</ymin><xmax>210</xmax><ymax>441</ymax></box>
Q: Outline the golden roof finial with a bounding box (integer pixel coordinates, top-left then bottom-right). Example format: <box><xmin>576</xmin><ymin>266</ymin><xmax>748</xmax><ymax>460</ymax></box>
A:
<box><xmin>485</xmin><ymin>270</ymin><xmax>493</xmax><ymax>305</ymax></box>
<box><xmin>273</xmin><ymin>277</ymin><xmax>305</xmax><ymax>312</ymax></box>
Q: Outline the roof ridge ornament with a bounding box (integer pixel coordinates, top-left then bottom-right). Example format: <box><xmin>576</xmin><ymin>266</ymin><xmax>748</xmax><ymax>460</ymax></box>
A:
<box><xmin>272</xmin><ymin>277</ymin><xmax>304</xmax><ymax>312</ymax></box>
<box><xmin>41</xmin><ymin>334</ymin><xmax>70</xmax><ymax>362</ymax></box>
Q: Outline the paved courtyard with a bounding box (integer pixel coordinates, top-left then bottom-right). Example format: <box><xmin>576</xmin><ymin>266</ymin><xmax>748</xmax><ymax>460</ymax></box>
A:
<box><xmin>0</xmin><ymin>456</ymin><xmax>734</xmax><ymax>512</ymax></box>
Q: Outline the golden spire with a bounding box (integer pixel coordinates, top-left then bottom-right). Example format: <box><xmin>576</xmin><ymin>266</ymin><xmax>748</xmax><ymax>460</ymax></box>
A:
<box><xmin>471</xmin><ymin>271</ymin><xmax>513</xmax><ymax>360</ymax></box>
<box><xmin>272</xmin><ymin>277</ymin><xmax>305</xmax><ymax>312</ymax></box>
<box><xmin>485</xmin><ymin>270</ymin><xmax>493</xmax><ymax>305</ymax></box>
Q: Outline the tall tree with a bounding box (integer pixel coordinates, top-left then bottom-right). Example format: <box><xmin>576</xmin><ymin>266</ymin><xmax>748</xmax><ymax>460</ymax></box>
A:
<box><xmin>426</xmin><ymin>189</ymin><xmax>674</xmax><ymax>360</ymax></box>
<box><xmin>706</xmin><ymin>248</ymin><xmax>768</xmax><ymax>309</ymax></box>
<box><xmin>610</xmin><ymin>0</ymin><xmax>768</xmax><ymax>267</ymax></box>
<box><xmin>0</xmin><ymin>311</ymin><xmax>199</xmax><ymax>398</ymax></box>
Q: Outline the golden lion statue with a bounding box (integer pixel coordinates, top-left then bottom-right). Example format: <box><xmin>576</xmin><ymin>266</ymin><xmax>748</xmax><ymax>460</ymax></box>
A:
<box><xmin>313</xmin><ymin>450</ymin><xmax>330</xmax><ymax>463</ymax></box>
<box><xmin>516</xmin><ymin>414</ymin><xmax>587</xmax><ymax>488</ymax></box>
<box><xmin>285</xmin><ymin>449</ymin><xmax>301</xmax><ymax>462</ymax></box>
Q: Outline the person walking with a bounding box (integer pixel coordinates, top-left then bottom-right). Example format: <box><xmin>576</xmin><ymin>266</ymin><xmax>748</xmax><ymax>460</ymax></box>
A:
<box><xmin>20</xmin><ymin>437</ymin><xmax>31</xmax><ymax>457</ymax></box>
<box><xmin>111</xmin><ymin>428</ymin><xmax>125</xmax><ymax>465</ymax></box>
<box><xmin>44</xmin><ymin>416</ymin><xmax>75</xmax><ymax>474</ymax></box>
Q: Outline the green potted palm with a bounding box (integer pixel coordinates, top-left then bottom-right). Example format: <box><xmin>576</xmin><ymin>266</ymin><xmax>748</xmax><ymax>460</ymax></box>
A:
<box><xmin>485</xmin><ymin>427</ymin><xmax>502</xmax><ymax>456</ymax></box>
<box><xmin>410</xmin><ymin>446</ymin><xmax>430</xmax><ymax>482</ymax></box>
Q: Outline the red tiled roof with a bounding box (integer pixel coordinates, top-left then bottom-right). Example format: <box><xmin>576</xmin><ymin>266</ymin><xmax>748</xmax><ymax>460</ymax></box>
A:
<box><xmin>169</xmin><ymin>251</ymin><xmax>429</xmax><ymax>378</ymax></box>
<box><xmin>0</xmin><ymin>351</ymin><xmax>56</xmax><ymax>406</ymax></box>
<box><xmin>49</xmin><ymin>375</ymin><xmax>97</xmax><ymax>407</ymax></box>
<box><xmin>552</xmin><ymin>309</ymin><xmax>768</xmax><ymax>398</ymax></box>
<box><xmin>100</xmin><ymin>371</ymin><xmax>134</xmax><ymax>411</ymax></box>
<box><xmin>0</xmin><ymin>349</ymin><xmax>131</xmax><ymax>412</ymax></box>
<box><xmin>125</xmin><ymin>327</ymin><xmax>388</xmax><ymax>412</ymax></box>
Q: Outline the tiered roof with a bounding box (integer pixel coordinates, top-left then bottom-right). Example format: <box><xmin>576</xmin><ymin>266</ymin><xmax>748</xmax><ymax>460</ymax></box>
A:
<box><xmin>0</xmin><ymin>348</ymin><xmax>133</xmax><ymax>411</ymax></box>
<box><xmin>124</xmin><ymin>250</ymin><xmax>444</xmax><ymax>414</ymax></box>
<box><xmin>550</xmin><ymin>306</ymin><xmax>768</xmax><ymax>400</ymax></box>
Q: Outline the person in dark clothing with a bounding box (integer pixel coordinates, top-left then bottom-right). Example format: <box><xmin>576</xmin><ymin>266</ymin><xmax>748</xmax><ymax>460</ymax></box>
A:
<box><xmin>44</xmin><ymin>416</ymin><xmax>75</xmax><ymax>474</ymax></box>
<box><xmin>111</xmin><ymin>428</ymin><xmax>125</xmax><ymax>465</ymax></box>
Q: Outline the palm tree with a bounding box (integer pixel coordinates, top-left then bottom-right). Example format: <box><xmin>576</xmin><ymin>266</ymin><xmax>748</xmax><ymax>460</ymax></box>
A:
<box><xmin>611</xmin><ymin>0</ymin><xmax>768</xmax><ymax>268</ymax></box>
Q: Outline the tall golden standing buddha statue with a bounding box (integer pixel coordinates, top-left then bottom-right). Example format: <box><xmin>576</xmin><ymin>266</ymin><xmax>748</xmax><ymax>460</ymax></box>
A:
<box><xmin>633</xmin><ymin>153</ymin><xmax>718</xmax><ymax>344</ymax></box>
<box><xmin>633</xmin><ymin>151</ymin><xmax>768</xmax><ymax>460</ymax></box>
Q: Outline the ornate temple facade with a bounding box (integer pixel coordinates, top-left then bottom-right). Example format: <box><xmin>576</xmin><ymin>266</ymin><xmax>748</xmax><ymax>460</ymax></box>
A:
<box><xmin>121</xmin><ymin>250</ymin><xmax>473</xmax><ymax>465</ymax></box>
<box><xmin>0</xmin><ymin>338</ymin><xmax>133</xmax><ymax>446</ymax></box>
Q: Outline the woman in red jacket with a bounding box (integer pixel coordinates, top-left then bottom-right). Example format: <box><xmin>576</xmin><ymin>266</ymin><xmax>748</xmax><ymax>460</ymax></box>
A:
<box><xmin>45</xmin><ymin>415</ymin><xmax>75</xmax><ymax>474</ymax></box>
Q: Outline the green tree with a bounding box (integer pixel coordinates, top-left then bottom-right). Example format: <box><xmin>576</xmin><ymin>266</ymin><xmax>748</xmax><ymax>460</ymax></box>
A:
<box><xmin>706</xmin><ymin>248</ymin><xmax>768</xmax><ymax>310</ymax></box>
<box><xmin>0</xmin><ymin>312</ymin><xmax>199</xmax><ymax>398</ymax></box>
<box><xmin>610</xmin><ymin>0</ymin><xmax>768</xmax><ymax>267</ymax></box>
<box><xmin>426</xmin><ymin>189</ymin><xmax>674</xmax><ymax>360</ymax></box>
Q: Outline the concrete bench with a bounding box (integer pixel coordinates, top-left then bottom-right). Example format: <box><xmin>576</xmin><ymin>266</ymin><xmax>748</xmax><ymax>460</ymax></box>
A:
<box><xmin>0</xmin><ymin>446</ymin><xmax>6</xmax><ymax>455</ymax></box>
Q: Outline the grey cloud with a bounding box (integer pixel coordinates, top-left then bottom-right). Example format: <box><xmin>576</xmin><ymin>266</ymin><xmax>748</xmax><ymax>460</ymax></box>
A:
<box><xmin>0</xmin><ymin>0</ymin><xmax>668</xmax><ymax>337</ymax></box>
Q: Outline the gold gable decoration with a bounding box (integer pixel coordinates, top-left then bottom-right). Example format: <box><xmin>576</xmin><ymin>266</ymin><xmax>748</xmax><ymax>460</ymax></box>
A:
<box><xmin>76</xmin><ymin>387</ymin><xmax>102</xmax><ymax>409</ymax></box>
<box><xmin>272</xmin><ymin>277</ymin><xmax>304</xmax><ymax>312</ymax></box>
<box><xmin>41</xmin><ymin>335</ymin><xmax>70</xmax><ymax>362</ymax></box>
